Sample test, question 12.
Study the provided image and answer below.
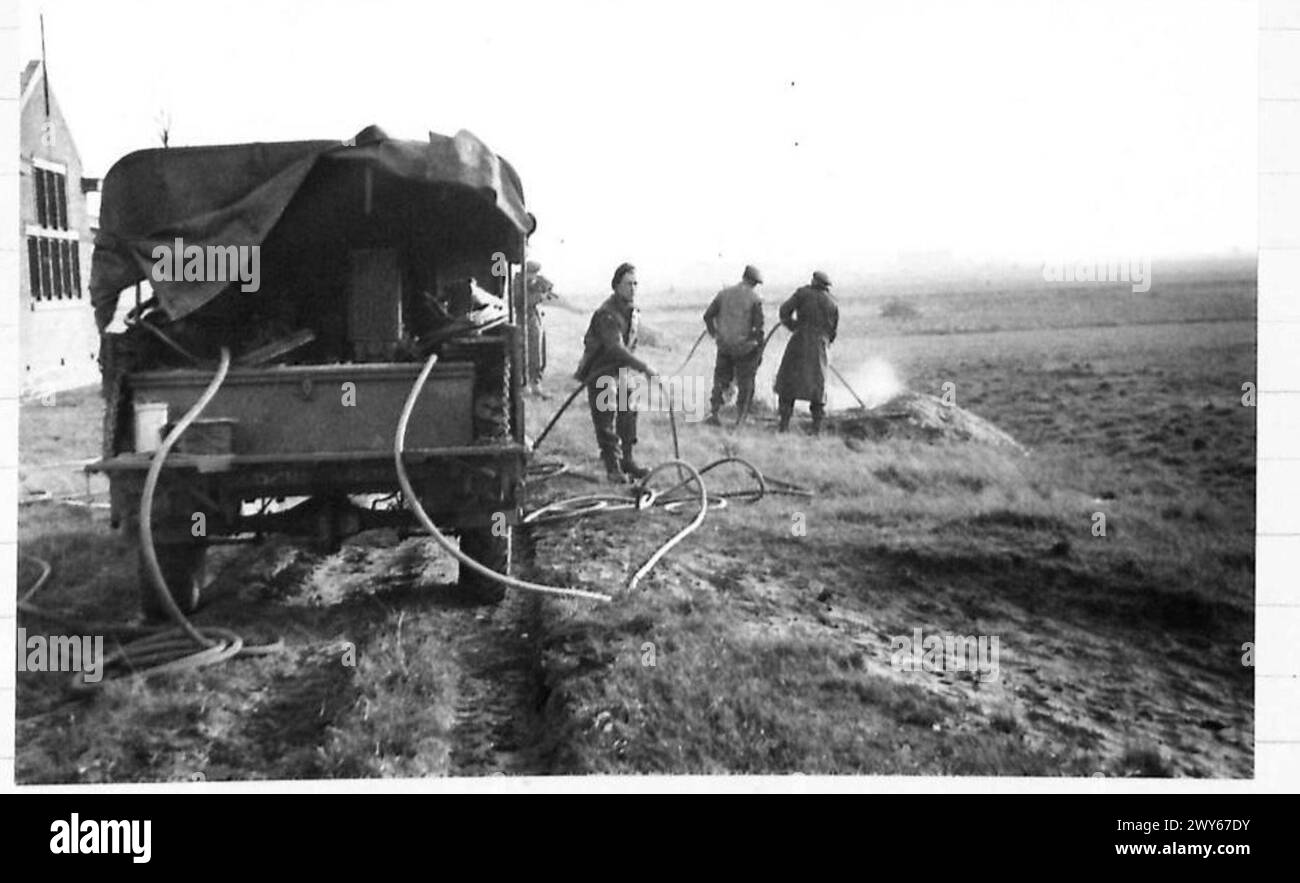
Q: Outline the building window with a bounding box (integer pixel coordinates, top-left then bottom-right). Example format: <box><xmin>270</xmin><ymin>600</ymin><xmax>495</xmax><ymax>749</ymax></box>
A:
<box><xmin>27</xmin><ymin>161</ymin><xmax>81</xmax><ymax>303</ymax></box>
<box><xmin>34</xmin><ymin>167</ymin><xmax>69</xmax><ymax>230</ymax></box>
<box><xmin>27</xmin><ymin>235</ymin><xmax>81</xmax><ymax>301</ymax></box>
<box><xmin>27</xmin><ymin>237</ymin><xmax>40</xmax><ymax>296</ymax></box>
<box><xmin>66</xmin><ymin>238</ymin><xmax>80</xmax><ymax>294</ymax></box>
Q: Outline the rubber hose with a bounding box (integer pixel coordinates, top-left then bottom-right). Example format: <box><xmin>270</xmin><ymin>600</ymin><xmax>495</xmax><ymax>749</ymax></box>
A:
<box><xmin>139</xmin><ymin>347</ymin><xmax>231</xmax><ymax>647</ymax></box>
<box><xmin>627</xmin><ymin>458</ymin><xmax>708</xmax><ymax>591</ymax></box>
<box><xmin>18</xmin><ymin>346</ymin><xmax>284</xmax><ymax>691</ymax></box>
<box><xmin>17</xmin><ymin>553</ymin><xmax>283</xmax><ymax>693</ymax></box>
<box><xmin>531</xmin><ymin>381</ymin><xmax>586</xmax><ymax>452</ymax></box>
<box><xmin>394</xmin><ymin>353</ymin><xmax>613</xmax><ymax>603</ymax></box>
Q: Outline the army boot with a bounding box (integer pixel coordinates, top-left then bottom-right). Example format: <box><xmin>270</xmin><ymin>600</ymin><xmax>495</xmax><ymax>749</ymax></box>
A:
<box><xmin>735</xmin><ymin>396</ymin><xmax>753</xmax><ymax>427</ymax></box>
<box><xmin>777</xmin><ymin>399</ymin><xmax>794</xmax><ymax>433</ymax></box>
<box><xmin>811</xmin><ymin>404</ymin><xmax>826</xmax><ymax>436</ymax></box>
<box><xmin>620</xmin><ymin>442</ymin><xmax>651</xmax><ymax>481</ymax></box>
<box><xmin>601</xmin><ymin>448</ymin><xmax>629</xmax><ymax>483</ymax></box>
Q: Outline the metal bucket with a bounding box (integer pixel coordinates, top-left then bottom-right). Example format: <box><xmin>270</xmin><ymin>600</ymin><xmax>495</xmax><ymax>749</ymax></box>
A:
<box><xmin>133</xmin><ymin>401</ymin><xmax>170</xmax><ymax>453</ymax></box>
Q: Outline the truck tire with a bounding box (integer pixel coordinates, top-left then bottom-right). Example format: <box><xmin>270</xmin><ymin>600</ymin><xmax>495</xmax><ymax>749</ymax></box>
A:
<box><xmin>138</xmin><ymin>542</ymin><xmax>208</xmax><ymax>621</ymax></box>
<box><xmin>456</xmin><ymin>525</ymin><xmax>510</xmax><ymax>605</ymax></box>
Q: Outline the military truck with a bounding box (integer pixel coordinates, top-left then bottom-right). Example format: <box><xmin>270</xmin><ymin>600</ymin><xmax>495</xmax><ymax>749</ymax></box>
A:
<box><xmin>87</xmin><ymin>125</ymin><xmax>535</xmax><ymax>615</ymax></box>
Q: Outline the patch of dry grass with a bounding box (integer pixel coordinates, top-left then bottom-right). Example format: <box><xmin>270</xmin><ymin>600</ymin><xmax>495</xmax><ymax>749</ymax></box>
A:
<box><xmin>522</xmin><ymin>271</ymin><xmax>1252</xmax><ymax>776</ymax></box>
<box><xmin>315</xmin><ymin>614</ymin><xmax>460</xmax><ymax>778</ymax></box>
<box><xmin>15</xmin><ymin>261</ymin><xmax>1254</xmax><ymax>779</ymax></box>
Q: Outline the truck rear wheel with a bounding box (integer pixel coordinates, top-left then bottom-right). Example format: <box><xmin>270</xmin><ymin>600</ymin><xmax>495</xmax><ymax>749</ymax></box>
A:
<box><xmin>138</xmin><ymin>542</ymin><xmax>208</xmax><ymax>621</ymax></box>
<box><xmin>456</xmin><ymin>526</ymin><xmax>510</xmax><ymax>605</ymax></box>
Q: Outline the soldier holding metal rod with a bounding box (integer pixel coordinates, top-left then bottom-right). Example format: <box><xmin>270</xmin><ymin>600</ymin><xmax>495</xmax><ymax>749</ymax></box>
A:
<box><xmin>773</xmin><ymin>270</ymin><xmax>839</xmax><ymax>435</ymax></box>
<box><xmin>574</xmin><ymin>262</ymin><xmax>657</xmax><ymax>483</ymax></box>
<box><xmin>703</xmin><ymin>265</ymin><xmax>765</xmax><ymax>427</ymax></box>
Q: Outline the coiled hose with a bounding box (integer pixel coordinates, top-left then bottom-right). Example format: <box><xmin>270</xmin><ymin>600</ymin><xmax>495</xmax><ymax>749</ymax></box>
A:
<box><xmin>523</xmin><ymin>455</ymin><xmax>811</xmax><ymax>590</ymax></box>
<box><xmin>19</xmin><ymin>347</ymin><xmax>283</xmax><ymax>692</ymax></box>
<box><xmin>520</xmin><ymin>368</ymin><xmax>815</xmax><ymax>591</ymax></box>
<box><xmin>395</xmin><ymin>355</ymin><xmax>812</xmax><ymax>598</ymax></box>
<box><xmin>625</xmin><ymin>458</ymin><xmax>707</xmax><ymax>590</ymax></box>
<box><xmin>20</xmin><ymin>350</ymin><xmax>813</xmax><ymax>694</ymax></box>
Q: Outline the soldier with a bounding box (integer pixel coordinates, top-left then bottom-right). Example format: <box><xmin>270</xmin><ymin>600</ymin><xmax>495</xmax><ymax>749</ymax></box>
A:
<box><xmin>575</xmin><ymin>262</ymin><xmax>657</xmax><ymax>482</ymax></box>
<box><xmin>703</xmin><ymin>265</ymin><xmax>765</xmax><ymax>426</ymax></box>
<box><xmin>520</xmin><ymin>260</ymin><xmax>556</xmax><ymax>397</ymax></box>
<box><xmin>773</xmin><ymin>270</ymin><xmax>839</xmax><ymax>435</ymax></box>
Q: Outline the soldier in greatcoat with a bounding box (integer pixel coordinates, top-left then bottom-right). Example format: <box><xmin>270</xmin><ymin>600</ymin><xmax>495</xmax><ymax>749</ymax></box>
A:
<box><xmin>773</xmin><ymin>270</ymin><xmax>839</xmax><ymax>435</ymax></box>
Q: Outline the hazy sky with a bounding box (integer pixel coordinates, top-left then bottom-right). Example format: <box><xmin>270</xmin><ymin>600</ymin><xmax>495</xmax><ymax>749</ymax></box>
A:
<box><xmin>21</xmin><ymin>0</ymin><xmax>1257</xmax><ymax>293</ymax></box>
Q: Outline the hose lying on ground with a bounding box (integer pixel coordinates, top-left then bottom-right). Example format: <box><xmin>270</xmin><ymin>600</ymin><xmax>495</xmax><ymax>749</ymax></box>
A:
<box><xmin>399</xmin><ymin>356</ymin><xmax>813</xmax><ymax>598</ymax></box>
<box><xmin>523</xmin><ymin>455</ymin><xmax>810</xmax><ymax>526</ymax></box>
<box><xmin>21</xmin><ymin>348</ymin><xmax>812</xmax><ymax>692</ymax></box>
<box><xmin>526</xmin><ymin>460</ymin><xmax>570</xmax><ymax>482</ymax></box>
<box><xmin>394</xmin><ymin>353</ymin><xmax>614</xmax><ymax>603</ymax></box>
<box><xmin>520</xmin><ymin>358</ymin><xmax>818</xmax><ymax>592</ymax></box>
<box><xmin>519</xmin><ymin>330</ymin><xmax>818</xmax><ymax>592</ymax></box>
<box><xmin>18</xmin><ymin>347</ymin><xmax>284</xmax><ymax>692</ymax></box>
<box><xmin>626</xmin><ymin>458</ymin><xmax>707</xmax><ymax>591</ymax></box>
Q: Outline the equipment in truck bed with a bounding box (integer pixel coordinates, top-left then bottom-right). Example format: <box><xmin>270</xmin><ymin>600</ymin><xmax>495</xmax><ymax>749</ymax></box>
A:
<box><xmin>87</xmin><ymin>124</ymin><xmax>538</xmax><ymax>613</ymax></box>
<box><xmin>89</xmin><ymin>125</ymin><xmax>534</xmax><ymax>332</ymax></box>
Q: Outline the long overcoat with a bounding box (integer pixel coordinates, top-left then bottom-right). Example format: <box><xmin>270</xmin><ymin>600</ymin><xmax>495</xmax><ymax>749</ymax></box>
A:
<box><xmin>773</xmin><ymin>284</ymin><xmax>839</xmax><ymax>403</ymax></box>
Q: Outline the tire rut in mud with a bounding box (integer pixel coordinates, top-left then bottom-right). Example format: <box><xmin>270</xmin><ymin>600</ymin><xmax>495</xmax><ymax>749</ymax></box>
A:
<box><xmin>150</xmin><ymin>530</ymin><xmax>568</xmax><ymax>780</ymax></box>
<box><xmin>448</xmin><ymin>527</ymin><xmax>558</xmax><ymax>776</ymax></box>
<box><xmin>207</xmin><ymin>649</ymin><xmax>361</xmax><ymax>780</ymax></box>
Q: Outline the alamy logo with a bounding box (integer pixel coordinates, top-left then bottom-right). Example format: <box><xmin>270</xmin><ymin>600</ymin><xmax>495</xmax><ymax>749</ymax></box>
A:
<box><xmin>151</xmin><ymin>237</ymin><xmax>260</xmax><ymax>292</ymax></box>
<box><xmin>50</xmin><ymin>814</ymin><xmax>151</xmax><ymax>863</ymax></box>
<box><xmin>890</xmin><ymin>628</ymin><xmax>1000</xmax><ymax>683</ymax></box>
<box><xmin>17</xmin><ymin>628</ymin><xmax>104</xmax><ymax>684</ymax></box>
<box><xmin>1042</xmin><ymin>254</ymin><xmax>1152</xmax><ymax>293</ymax></box>
<box><xmin>593</xmin><ymin>368</ymin><xmax>708</xmax><ymax>422</ymax></box>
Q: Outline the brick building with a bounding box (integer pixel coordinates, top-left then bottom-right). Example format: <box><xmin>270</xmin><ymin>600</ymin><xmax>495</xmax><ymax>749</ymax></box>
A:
<box><xmin>18</xmin><ymin>59</ymin><xmax>100</xmax><ymax>393</ymax></box>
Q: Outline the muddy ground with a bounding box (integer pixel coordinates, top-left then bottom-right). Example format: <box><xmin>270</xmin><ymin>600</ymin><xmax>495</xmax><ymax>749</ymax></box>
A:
<box><xmin>16</xmin><ymin>275</ymin><xmax>1255</xmax><ymax>780</ymax></box>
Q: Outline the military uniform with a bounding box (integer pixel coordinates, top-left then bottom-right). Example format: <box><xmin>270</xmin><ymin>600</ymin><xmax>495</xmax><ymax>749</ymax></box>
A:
<box><xmin>576</xmin><ymin>294</ymin><xmax>651</xmax><ymax>479</ymax></box>
<box><xmin>773</xmin><ymin>274</ymin><xmax>839</xmax><ymax>433</ymax></box>
<box><xmin>703</xmin><ymin>271</ymin><xmax>765</xmax><ymax>423</ymax></box>
<box><xmin>521</xmin><ymin>268</ymin><xmax>553</xmax><ymax>389</ymax></box>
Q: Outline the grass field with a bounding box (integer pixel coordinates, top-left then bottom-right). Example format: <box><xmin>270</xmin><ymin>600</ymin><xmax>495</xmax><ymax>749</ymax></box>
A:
<box><xmin>15</xmin><ymin>260</ymin><xmax>1255</xmax><ymax>780</ymax></box>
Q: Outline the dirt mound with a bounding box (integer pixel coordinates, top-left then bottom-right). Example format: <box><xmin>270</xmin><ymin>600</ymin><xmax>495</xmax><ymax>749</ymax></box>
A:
<box><xmin>831</xmin><ymin>391</ymin><xmax>1026</xmax><ymax>452</ymax></box>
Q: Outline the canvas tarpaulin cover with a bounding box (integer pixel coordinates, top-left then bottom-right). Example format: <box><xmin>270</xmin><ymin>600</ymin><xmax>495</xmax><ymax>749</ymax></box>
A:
<box><xmin>89</xmin><ymin>126</ymin><xmax>532</xmax><ymax>330</ymax></box>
